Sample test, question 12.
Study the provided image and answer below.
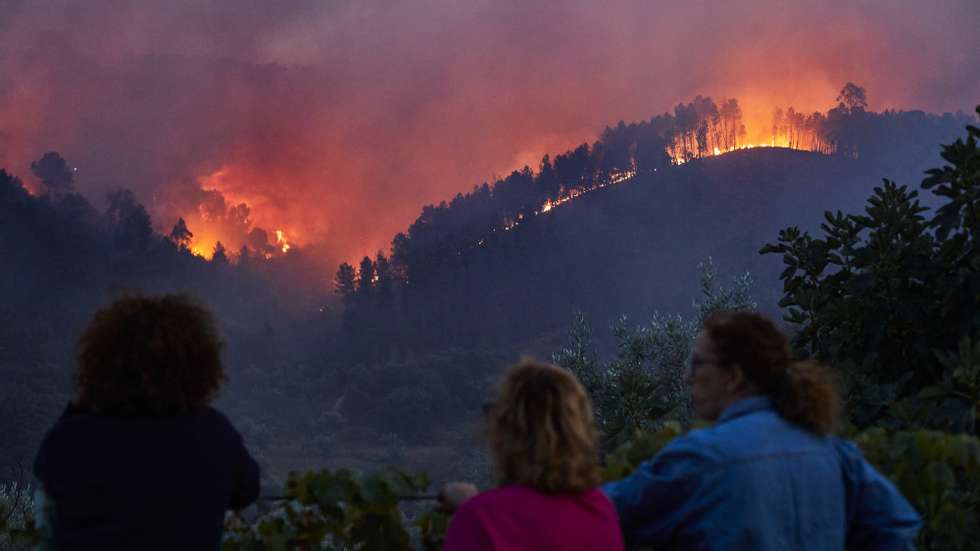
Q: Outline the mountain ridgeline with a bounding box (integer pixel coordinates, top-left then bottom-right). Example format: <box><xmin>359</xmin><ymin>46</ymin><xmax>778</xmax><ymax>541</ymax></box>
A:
<box><xmin>336</xmin><ymin>89</ymin><xmax>975</xmax><ymax>361</ymax></box>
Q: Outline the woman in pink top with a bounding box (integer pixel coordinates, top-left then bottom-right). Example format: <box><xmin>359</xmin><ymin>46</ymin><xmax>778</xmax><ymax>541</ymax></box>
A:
<box><xmin>440</xmin><ymin>360</ymin><xmax>624</xmax><ymax>551</ymax></box>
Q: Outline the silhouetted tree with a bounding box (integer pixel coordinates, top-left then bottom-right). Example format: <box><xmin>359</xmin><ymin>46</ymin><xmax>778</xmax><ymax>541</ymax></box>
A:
<box><xmin>212</xmin><ymin>241</ymin><xmax>229</xmax><ymax>264</ymax></box>
<box><xmin>247</xmin><ymin>228</ymin><xmax>275</xmax><ymax>258</ymax></box>
<box><xmin>30</xmin><ymin>151</ymin><xmax>74</xmax><ymax>197</ymax></box>
<box><xmin>598</xmin><ymin>122</ymin><xmax>634</xmax><ymax>174</ymax></box>
<box><xmin>356</xmin><ymin>256</ymin><xmax>375</xmax><ymax>298</ymax></box>
<box><xmin>720</xmin><ymin>99</ymin><xmax>743</xmax><ymax>149</ymax></box>
<box><xmin>634</xmin><ymin>125</ymin><xmax>669</xmax><ymax>173</ymax></box>
<box><xmin>673</xmin><ymin>102</ymin><xmax>697</xmax><ymax>161</ymax></box>
<box><xmin>837</xmin><ymin>82</ymin><xmax>868</xmax><ymax>114</ymax></box>
<box><xmin>537</xmin><ymin>155</ymin><xmax>561</xmax><ymax>200</ymax></box>
<box><xmin>335</xmin><ymin>263</ymin><xmax>357</xmax><ymax>299</ymax></box>
<box><xmin>691</xmin><ymin>96</ymin><xmax>718</xmax><ymax>157</ymax></box>
<box><xmin>169</xmin><ymin>217</ymin><xmax>193</xmax><ymax>250</ymax></box>
<box><xmin>104</xmin><ymin>188</ymin><xmax>153</xmax><ymax>253</ymax></box>
<box><xmin>374</xmin><ymin>252</ymin><xmax>393</xmax><ymax>309</ymax></box>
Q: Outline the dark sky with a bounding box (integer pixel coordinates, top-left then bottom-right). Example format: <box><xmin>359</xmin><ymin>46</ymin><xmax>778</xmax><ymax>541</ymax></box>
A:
<box><xmin>1</xmin><ymin>0</ymin><xmax>977</xmax><ymax>267</ymax></box>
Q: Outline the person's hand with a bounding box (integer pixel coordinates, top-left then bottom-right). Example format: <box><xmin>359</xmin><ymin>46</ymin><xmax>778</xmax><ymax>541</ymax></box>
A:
<box><xmin>438</xmin><ymin>482</ymin><xmax>479</xmax><ymax>512</ymax></box>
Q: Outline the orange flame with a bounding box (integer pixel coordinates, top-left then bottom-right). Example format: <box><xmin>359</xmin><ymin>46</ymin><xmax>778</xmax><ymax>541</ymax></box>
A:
<box><xmin>275</xmin><ymin>229</ymin><xmax>291</xmax><ymax>254</ymax></box>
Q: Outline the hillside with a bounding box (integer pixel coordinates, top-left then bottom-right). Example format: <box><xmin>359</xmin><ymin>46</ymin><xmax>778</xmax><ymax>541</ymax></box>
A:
<box><xmin>525</xmin><ymin>147</ymin><xmax>886</xmax><ymax>320</ymax></box>
<box><xmin>349</xmin><ymin>147</ymin><xmax>923</xmax><ymax>359</ymax></box>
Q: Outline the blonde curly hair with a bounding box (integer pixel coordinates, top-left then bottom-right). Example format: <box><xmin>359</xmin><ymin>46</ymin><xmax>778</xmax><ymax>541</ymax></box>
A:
<box><xmin>488</xmin><ymin>359</ymin><xmax>601</xmax><ymax>493</ymax></box>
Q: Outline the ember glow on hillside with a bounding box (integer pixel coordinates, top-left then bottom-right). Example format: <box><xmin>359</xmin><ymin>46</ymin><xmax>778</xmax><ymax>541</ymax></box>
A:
<box><xmin>0</xmin><ymin>1</ymin><xmax>976</xmax><ymax>266</ymax></box>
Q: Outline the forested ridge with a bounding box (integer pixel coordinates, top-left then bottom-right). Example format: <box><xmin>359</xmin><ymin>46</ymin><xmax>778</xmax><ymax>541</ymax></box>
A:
<box><xmin>335</xmin><ymin>87</ymin><xmax>974</xmax><ymax>361</ymax></box>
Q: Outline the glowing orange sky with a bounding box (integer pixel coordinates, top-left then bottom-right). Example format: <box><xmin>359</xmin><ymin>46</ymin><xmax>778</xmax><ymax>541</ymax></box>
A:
<box><xmin>0</xmin><ymin>1</ymin><xmax>977</xmax><ymax>268</ymax></box>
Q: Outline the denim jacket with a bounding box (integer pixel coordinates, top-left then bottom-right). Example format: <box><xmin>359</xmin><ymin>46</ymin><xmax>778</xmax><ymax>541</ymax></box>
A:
<box><xmin>602</xmin><ymin>396</ymin><xmax>921</xmax><ymax>550</ymax></box>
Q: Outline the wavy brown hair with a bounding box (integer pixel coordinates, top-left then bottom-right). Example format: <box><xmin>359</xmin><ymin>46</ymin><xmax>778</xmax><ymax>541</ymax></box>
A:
<box><xmin>76</xmin><ymin>294</ymin><xmax>225</xmax><ymax>417</ymax></box>
<box><xmin>703</xmin><ymin>311</ymin><xmax>840</xmax><ymax>435</ymax></box>
<box><xmin>488</xmin><ymin>360</ymin><xmax>601</xmax><ymax>493</ymax></box>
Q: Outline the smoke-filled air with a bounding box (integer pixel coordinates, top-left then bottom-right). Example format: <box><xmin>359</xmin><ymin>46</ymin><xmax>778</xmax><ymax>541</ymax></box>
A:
<box><xmin>1</xmin><ymin>1</ymin><xmax>979</xmax><ymax>549</ymax></box>
<box><xmin>1</xmin><ymin>0</ymin><xmax>977</xmax><ymax>265</ymax></box>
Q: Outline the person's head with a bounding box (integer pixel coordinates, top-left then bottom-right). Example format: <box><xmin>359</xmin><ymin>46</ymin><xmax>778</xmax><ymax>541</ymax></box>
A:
<box><xmin>487</xmin><ymin>359</ymin><xmax>601</xmax><ymax>494</ymax></box>
<box><xmin>76</xmin><ymin>294</ymin><xmax>225</xmax><ymax>417</ymax></box>
<box><xmin>687</xmin><ymin>311</ymin><xmax>839</xmax><ymax>435</ymax></box>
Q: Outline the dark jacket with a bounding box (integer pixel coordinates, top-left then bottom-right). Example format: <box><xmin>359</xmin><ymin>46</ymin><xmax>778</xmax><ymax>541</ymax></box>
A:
<box><xmin>34</xmin><ymin>403</ymin><xmax>260</xmax><ymax>550</ymax></box>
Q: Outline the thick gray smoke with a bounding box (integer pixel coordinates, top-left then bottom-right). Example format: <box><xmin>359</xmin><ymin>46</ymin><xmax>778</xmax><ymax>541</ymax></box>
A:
<box><xmin>0</xmin><ymin>0</ymin><xmax>977</xmax><ymax>266</ymax></box>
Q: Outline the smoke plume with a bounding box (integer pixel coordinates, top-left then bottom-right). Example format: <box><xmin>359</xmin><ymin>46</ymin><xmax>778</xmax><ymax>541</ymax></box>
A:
<box><xmin>0</xmin><ymin>0</ymin><xmax>977</xmax><ymax>267</ymax></box>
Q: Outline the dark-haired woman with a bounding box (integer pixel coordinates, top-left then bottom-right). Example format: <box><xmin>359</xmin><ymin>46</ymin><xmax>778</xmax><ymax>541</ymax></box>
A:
<box><xmin>603</xmin><ymin>311</ymin><xmax>921</xmax><ymax>550</ymax></box>
<box><xmin>34</xmin><ymin>295</ymin><xmax>259</xmax><ymax>551</ymax></box>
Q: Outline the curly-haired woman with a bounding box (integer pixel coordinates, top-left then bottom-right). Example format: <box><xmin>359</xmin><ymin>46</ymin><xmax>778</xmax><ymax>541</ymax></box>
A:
<box><xmin>440</xmin><ymin>360</ymin><xmax>624</xmax><ymax>551</ymax></box>
<box><xmin>34</xmin><ymin>295</ymin><xmax>260</xmax><ymax>550</ymax></box>
<box><xmin>603</xmin><ymin>311</ymin><xmax>921</xmax><ymax>550</ymax></box>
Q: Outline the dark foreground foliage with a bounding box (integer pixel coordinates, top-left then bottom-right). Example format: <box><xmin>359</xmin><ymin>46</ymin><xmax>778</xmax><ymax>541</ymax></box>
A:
<box><xmin>760</xmin><ymin>107</ymin><xmax>980</xmax><ymax>433</ymax></box>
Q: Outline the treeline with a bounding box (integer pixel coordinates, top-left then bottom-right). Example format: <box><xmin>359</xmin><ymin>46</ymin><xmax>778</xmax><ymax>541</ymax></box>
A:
<box><xmin>0</xmin><ymin>157</ymin><xmax>329</xmax><ymax>479</ymax></box>
<box><xmin>335</xmin><ymin>84</ymin><xmax>976</xmax><ymax>361</ymax></box>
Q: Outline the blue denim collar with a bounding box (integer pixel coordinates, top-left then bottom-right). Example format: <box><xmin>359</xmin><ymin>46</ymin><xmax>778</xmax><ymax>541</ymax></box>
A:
<box><xmin>717</xmin><ymin>395</ymin><xmax>773</xmax><ymax>424</ymax></box>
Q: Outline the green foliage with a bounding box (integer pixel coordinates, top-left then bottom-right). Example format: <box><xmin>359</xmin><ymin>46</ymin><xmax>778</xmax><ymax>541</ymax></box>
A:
<box><xmin>223</xmin><ymin>467</ymin><xmax>447</xmax><ymax>551</ymax></box>
<box><xmin>0</xmin><ymin>482</ymin><xmax>41</xmax><ymax>551</ymax></box>
<box><xmin>415</xmin><ymin>509</ymin><xmax>450</xmax><ymax>551</ymax></box>
<box><xmin>601</xmin><ymin>422</ymin><xmax>684</xmax><ymax>482</ymax></box>
<box><xmin>853</xmin><ymin>428</ymin><xmax>980</xmax><ymax>550</ymax></box>
<box><xmin>554</xmin><ymin>259</ymin><xmax>755</xmax><ymax>449</ymax></box>
<box><xmin>761</xmin><ymin>108</ymin><xmax>980</xmax><ymax>433</ymax></box>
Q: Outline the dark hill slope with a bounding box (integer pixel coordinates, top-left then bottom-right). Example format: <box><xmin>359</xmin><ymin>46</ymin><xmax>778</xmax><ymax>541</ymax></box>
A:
<box><xmin>403</xmin><ymin>148</ymin><xmax>923</xmax><ymax>348</ymax></box>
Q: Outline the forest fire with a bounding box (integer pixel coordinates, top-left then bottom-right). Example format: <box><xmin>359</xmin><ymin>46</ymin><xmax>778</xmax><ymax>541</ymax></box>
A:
<box><xmin>168</xmin><ymin>166</ymin><xmax>302</xmax><ymax>262</ymax></box>
<box><xmin>181</xmin><ymin>105</ymin><xmax>826</xmax><ymax>261</ymax></box>
<box><xmin>275</xmin><ymin>230</ymin><xmax>291</xmax><ymax>254</ymax></box>
<box><xmin>169</xmin><ymin>86</ymin><xmax>897</xmax><ymax>264</ymax></box>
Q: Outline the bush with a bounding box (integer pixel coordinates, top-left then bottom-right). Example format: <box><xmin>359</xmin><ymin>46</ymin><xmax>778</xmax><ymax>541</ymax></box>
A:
<box><xmin>853</xmin><ymin>428</ymin><xmax>980</xmax><ymax>550</ymax></box>
<box><xmin>554</xmin><ymin>259</ymin><xmax>754</xmax><ymax>449</ymax></box>
<box><xmin>760</xmin><ymin>108</ymin><xmax>980</xmax><ymax>432</ymax></box>
<box><xmin>222</xmin><ymin>467</ymin><xmax>447</xmax><ymax>551</ymax></box>
<box><xmin>0</xmin><ymin>481</ymin><xmax>40</xmax><ymax>551</ymax></box>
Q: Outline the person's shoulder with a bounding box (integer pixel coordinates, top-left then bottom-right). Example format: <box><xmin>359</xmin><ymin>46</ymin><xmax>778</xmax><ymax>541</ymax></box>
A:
<box><xmin>38</xmin><ymin>403</ymin><xmax>93</xmax><ymax>443</ymax></box>
<box><xmin>195</xmin><ymin>407</ymin><xmax>244</xmax><ymax>439</ymax></box>
<box><xmin>458</xmin><ymin>485</ymin><xmax>541</xmax><ymax>513</ymax></box>
<box><xmin>34</xmin><ymin>403</ymin><xmax>94</xmax><ymax>478</ymax></box>
<box><xmin>198</xmin><ymin>405</ymin><xmax>231</xmax><ymax>423</ymax></box>
<box><xmin>452</xmin><ymin>488</ymin><xmax>496</xmax><ymax>518</ymax></box>
<box><xmin>467</xmin><ymin>485</ymin><xmax>524</xmax><ymax>504</ymax></box>
<box><xmin>661</xmin><ymin>428</ymin><xmax>723</xmax><ymax>463</ymax></box>
<box><xmin>830</xmin><ymin>436</ymin><xmax>868</xmax><ymax>475</ymax></box>
<box><xmin>831</xmin><ymin>436</ymin><xmax>861</xmax><ymax>455</ymax></box>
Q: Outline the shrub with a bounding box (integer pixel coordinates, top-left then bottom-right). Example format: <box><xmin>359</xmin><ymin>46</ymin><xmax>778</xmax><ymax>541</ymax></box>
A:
<box><xmin>222</xmin><ymin>467</ymin><xmax>447</xmax><ymax>551</ymax></box>
<box><xmin>760</xmin><ymin>108</ymin><xmax>980</xmax><ymax>432</ymax></box>
<box><xmin>554</xmin><ymin>259</ymin><xmax>754</xmax><ymax>449</ymax></box>
<box><xmin>0</xmin><ymin>481</ymin><xmax>40</xmax><ymax>551</ymax></box>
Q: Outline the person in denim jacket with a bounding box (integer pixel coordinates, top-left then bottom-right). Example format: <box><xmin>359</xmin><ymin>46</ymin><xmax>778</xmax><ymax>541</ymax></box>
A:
<box><xmin>603</xmin><ymin>311</ymin><xmax>921</xmax><ymax>550</ymax></box>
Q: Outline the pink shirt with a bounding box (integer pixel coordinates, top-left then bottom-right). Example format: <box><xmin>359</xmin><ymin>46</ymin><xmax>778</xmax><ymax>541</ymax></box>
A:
<box><xmin>442</xmin><ymin>484</ymin><xmax>624</xmax><ymax>551</ymax></box>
